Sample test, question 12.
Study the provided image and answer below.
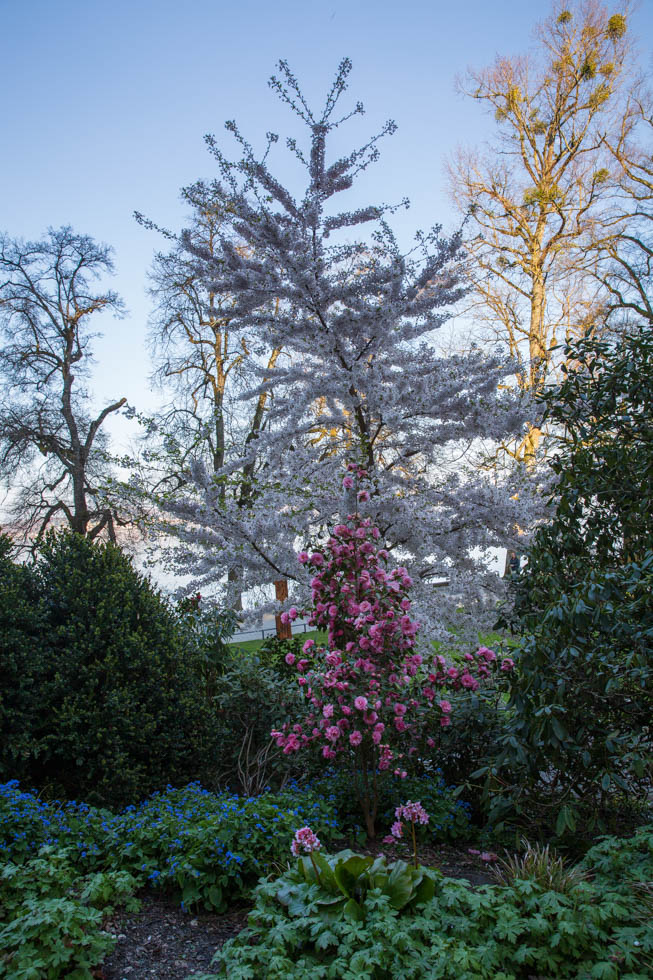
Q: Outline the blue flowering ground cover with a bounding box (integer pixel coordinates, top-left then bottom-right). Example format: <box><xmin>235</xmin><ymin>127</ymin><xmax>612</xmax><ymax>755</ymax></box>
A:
<box><xmin>0</xmin><ymin>779</ymin><xmax>340</xmax><ymax>912</ymax></box>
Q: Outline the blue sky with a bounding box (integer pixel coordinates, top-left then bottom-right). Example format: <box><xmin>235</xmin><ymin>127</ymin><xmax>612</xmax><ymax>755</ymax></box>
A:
<box><xmin>2</xmin><ymin>0</ymin><xmax>652</xmax><ymax>437</ymax></box>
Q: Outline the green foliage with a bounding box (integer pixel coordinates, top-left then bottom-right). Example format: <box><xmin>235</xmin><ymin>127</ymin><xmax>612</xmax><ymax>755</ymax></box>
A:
<box><xmin>0</xmin><ymin>781</ymin><xmax>340</xmax><ymax>912</ymax></box>
<box><xmin>307</xmin><ymin>768</ymin><xmax>470</xmax><ymax>843</ymax></box>
<box><xmin>492</xmin><ymin>328</ymin><xmax>653</xmax><ymax>837</ymax></box>
<box><xmin>0</xmin><ymin>847</ymin><xmax>139</xmax><ymax>980</ymax></box>
<box><xmin>0</xmin><ymin>532</ymin><xmax>221</xmax><ymax>807</ymax></box>
<box><xmin>250</xmin><ymin>849</ymin><xmax>438</xmax><ymax>927</ymax></box>
<box><xmin>0</xmin><ymin>535</ymin><xmax>50</xmax><ymax>774</ymax></box>
<box><xmin>213</xmin><ymin>647</ymin><xmax>305</xmax><ymax>795</ymax></box>
<box><xmin>201</xmin><ymin>825</ymin><xmax>653</xmax><ymax>979</ymax></box>
<box><xmin>489</xmin><ymin>838</ymin><xmax>591</xmax><ymax>894</ymax></box>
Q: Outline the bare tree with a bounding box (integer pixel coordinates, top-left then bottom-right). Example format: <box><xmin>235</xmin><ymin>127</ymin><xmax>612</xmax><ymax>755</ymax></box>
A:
<box><xmin>138</xmin><ymin>181</ymin><xmax>281</xmax><ymax>499</ymax></box>
<box><xmin>599</xmin><ymin>86</ymin><xmax>653</xmax><ymax>327</ymax></box>
<box><xmin>133</xmin><ymin>182</ymin><xmax>284</xmax><ymax>607</ymax></box>
<box><xmin>448</xmin><ymin>0</ymin><xmax>634</xmax><ymax>459</ymax></box>
<box><xmin>0</xmin><ymin>226</ymin><xmax>127</xmax><ymax>547</ymax></box>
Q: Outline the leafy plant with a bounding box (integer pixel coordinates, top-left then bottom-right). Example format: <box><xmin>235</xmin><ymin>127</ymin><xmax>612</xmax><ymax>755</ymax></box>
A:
<box><xmin>265</xmin><ymin>849</ymin><xmax>439</xmax><ymax>925</ymax></box>
<box><xmin>307</xmin><ymin>767</ymin><xmax>470</xmax><ymax>844</ymax></box>
<box><xmin>489</xmin><ymin>838</ymin><xmax>591</xmax><ymax>894</ymax></box>
<box><xmin>0</xmin><ymin>847</ymin><xmax>139</xmax><ymax>980</ymax></box>
<box><xmin>0</xmin><ymin>532</ymin><xmax>223</xmax><ymax>807</ymax></box>
<box><xmin>213</xmin><ymin>649</ymin><xmax>304</xmax><ymax>795</ymax></box>
<box><xmin>200</xmin><ymin>825</ymin><xmax>653</xmax><ymax>979</ymax></box>
<box><xmin>489</xmin><ymin>325</ymin><xmax>653</xmax><ymax>838</ymax></box>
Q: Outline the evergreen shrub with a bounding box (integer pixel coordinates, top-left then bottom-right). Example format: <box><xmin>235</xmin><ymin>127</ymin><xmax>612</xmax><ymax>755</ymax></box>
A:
<box><xmin>0</xmin><ymin>532</ymin><xmax>220</xmax><ymax>806</ymax></box>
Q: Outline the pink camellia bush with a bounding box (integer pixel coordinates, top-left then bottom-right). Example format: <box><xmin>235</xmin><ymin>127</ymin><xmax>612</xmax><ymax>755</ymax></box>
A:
<box><xmin>272</xmin><ymin>466</ymin><xmax>511</xmax><ymax>838</ymax></box>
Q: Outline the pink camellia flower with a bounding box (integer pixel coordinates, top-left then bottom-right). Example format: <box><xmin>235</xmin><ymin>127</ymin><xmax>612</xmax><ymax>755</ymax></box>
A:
<box><xmin>285</xmin><ymin>652</ymin><xmax>296</xmax><ymax>666</ymax></box>
<box><xmin>354</xmin><ymin>696</ymin><xmax>368</xmax><ymax>711</ymax></box>
<box><xmin>298</xmin><ymin>551</ymin><xmax>310</xmax><ymax>564</ymax></box>
<box><xmin>288</xmin><ymin>607</ymin><xmax>298</xmax><ymax>621</ymax></box>
<box><xmin>291</xmin><ymin>825</ymin><xmax>321</xmax><ymax>857</ymax></box>
<box><xmin>501</xmin><ymin>658</ymin><xmax>515</xmax><ymax>671</ymax></box>
<box><xmin>322</xmin><ymin>745</ymin><xmax>336</xmax><ymax>759</ymax></box>
<box><xmin>438</xmin><ymin>699</ymin><xmax>452</xmax><ymax>714</ymax></box>
<box><xmin>342</xmin><ymin>475</ymin><xmax>354</xmax><ymax>489</ymax></box>
<box><xmin>328</xmin><ymin>604</ymin><xmax>338</xmax><ymax>618</ymax></box>
<box><xmin>372</xmin><ymin>729</ymin><xmax>383</xmax><ymax>744</ymax></box>
<box><xmin>440</xmin><ymin>715</ymin><xmax>451</xmax><ymax>728</ymax></box>
<box><xmin>461</xmin><ymin>673</ymin><xmax>479</xmax><ymax>691</ymax></box>
<box><xmin>477</xmin><ymin>646</ymin><xmax>496</xmax><ymax>662</ymax></box>
<box><xmin>349</xmin><ymin>730</ymin><xmax>363</xmax><ymax>746</ymax></box>
<box><xmin>323</xmin><ymin>703</ymin><xmax>334</xmax><ymax>718</ymax></box>
<box><xmin>357</xmin><ymin>490</ymin><xmax>370</xmax><ymax>502</ymax></box>
<box><xmin>303</xmin><ymin>639</ymin><xmax>315</xmax><ymax>654</ymax></box>
<box><xmin>325</xmin><ymin>725</ymin><xmax>341</xmax><ymax>742</ymax></box>
<box><xmin>394</xmin><ymin>703</ymin><xmax>407</xmax><ymax>716</ymax></box>
<box><xmin>280</xmin><ymin>611</ymin><xmax>290</xmax><ymax>625</ymax></box>
<box><xmin>310</xmin><ymin>553</ymin><xmax>325</xmax><ymax>566</ymax></box>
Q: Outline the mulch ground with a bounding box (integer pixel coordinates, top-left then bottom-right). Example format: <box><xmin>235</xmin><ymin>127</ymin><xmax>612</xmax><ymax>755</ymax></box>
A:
<box><xmin>99</xmin><ymin>843</ymin><xmax>494</xmax><ymax>980</ymax></box>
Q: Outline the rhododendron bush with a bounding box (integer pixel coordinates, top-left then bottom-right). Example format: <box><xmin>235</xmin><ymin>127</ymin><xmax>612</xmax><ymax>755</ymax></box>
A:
<box><xmin>272</xmin><ymin>473</ymin><xmax>513</xmax><ymax>837</ymax></box>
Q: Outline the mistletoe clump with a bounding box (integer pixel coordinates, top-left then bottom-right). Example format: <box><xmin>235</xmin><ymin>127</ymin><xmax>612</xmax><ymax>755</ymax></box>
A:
<box><xmin>272</xmin><ymin>469</ymin><xmax>512</xmax><ymax>837</ymax></box>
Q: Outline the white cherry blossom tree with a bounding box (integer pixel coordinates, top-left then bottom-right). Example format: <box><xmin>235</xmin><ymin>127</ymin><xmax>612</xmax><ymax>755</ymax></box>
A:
<box><xmin>155</xmin><ymin>59</ymin><xmax>532</xmax><ymax>642</ymax></box>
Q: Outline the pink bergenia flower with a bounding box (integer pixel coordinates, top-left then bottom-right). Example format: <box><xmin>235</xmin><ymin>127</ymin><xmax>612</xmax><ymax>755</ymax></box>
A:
<box><xmin>395</xmin><ymin>801</ymin><xmax>429</xmax><ymax>825</ymax></box>
<box><xmin>291</xmin><ymin>826</ymin><xmax>321</xmax><ymax>857</ymax></box>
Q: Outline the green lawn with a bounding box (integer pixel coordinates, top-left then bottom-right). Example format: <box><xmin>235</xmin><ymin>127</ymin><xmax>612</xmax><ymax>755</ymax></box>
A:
<box><xmin>228</xmin><ymin>629</ymin><xmax>328</xmax><ymax>653</ymax></box>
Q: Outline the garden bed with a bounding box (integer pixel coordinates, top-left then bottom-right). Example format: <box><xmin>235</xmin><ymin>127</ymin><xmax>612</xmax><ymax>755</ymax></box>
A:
<box><xmin>100</xmin><ymin>845</ymin><xmax>494</xmax><ymax>980</ymax></box>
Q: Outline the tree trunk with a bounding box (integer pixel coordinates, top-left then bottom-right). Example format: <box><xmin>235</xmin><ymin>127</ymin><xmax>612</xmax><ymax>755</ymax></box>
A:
<box><xmin>274</xmin><ymin>579</ymin><xmax>291</xmax><ymax>639</ymax></box>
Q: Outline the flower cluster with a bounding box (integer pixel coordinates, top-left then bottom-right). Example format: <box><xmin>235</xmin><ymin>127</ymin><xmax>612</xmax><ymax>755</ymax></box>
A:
<box><xmin>384</xmin><ymin>800</ymin><xmax>430</xmax><ymax>843</ymax></box>
<box><xmin>291</xmin><ymin>825</ymin><xmax>322</xmax><ymax>857</ymax></box>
